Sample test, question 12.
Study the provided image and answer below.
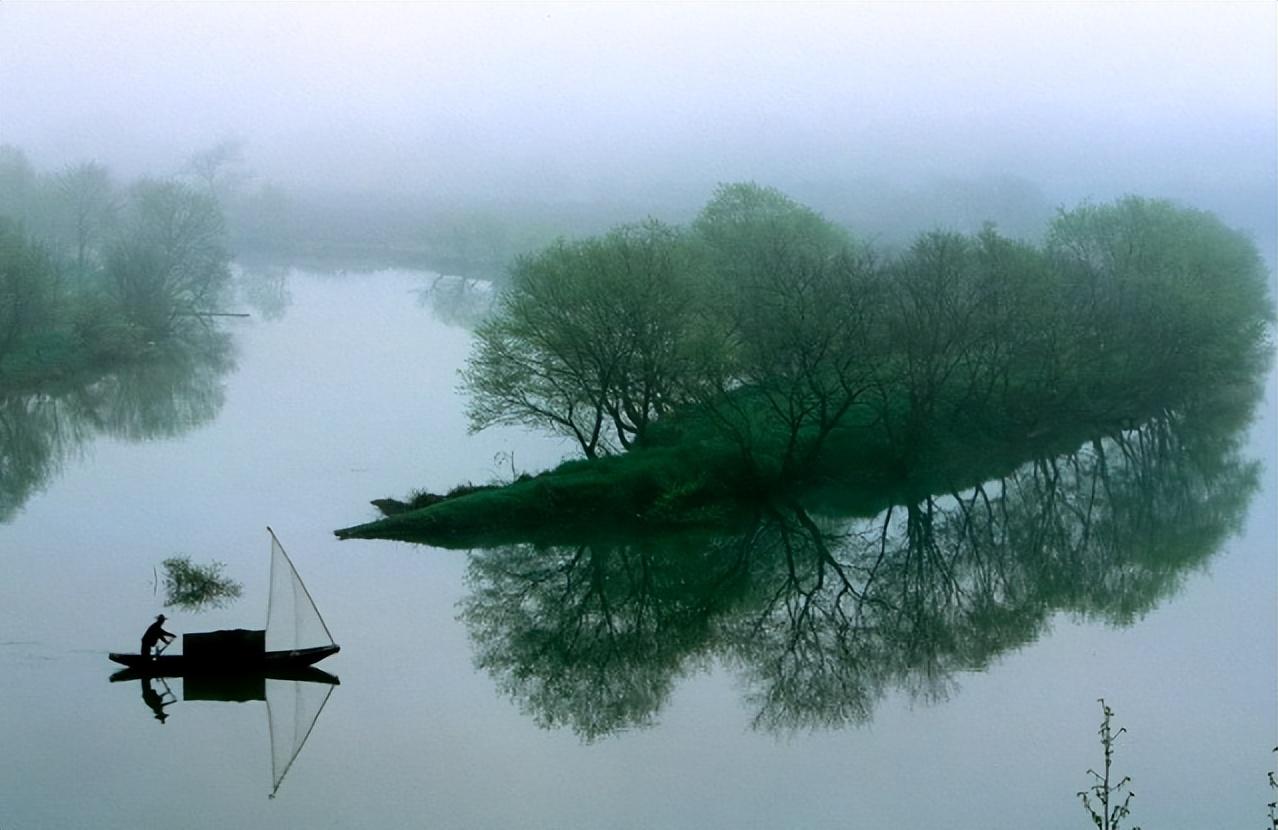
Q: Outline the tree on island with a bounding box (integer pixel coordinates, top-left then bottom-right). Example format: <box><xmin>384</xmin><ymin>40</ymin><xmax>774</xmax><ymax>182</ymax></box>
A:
<box><xmin>459</xmin><ymin>184</ymin><xmax>1272</xmax><ymax>488</ymax></box>
<box><xmin>0</xmin><ymin>148</ymin><xmax>237</xmax><ymax>389</ymax></box>
<box><xmin>54</xmin><ymin>161</ymin><xmax>118</xmax><ymax>279</ymax></box>
<box><xmin>689</xmin><ymin>183</ymin><xmax>886</xmax><ymax>479</ymax></box>
<box><xmin>0</xmin><ymin>218</ymin><xmax>61</xmax><ymax>365</ymax></box>
<box><xmin>463</xmin><ymin>220</ymin><xmax>705</xmax><ymax>457</ymax></box>
<box><xmin>105</xmin><ymin>179</ymin><xmax>231</xmax><ymax>337</ymax></box>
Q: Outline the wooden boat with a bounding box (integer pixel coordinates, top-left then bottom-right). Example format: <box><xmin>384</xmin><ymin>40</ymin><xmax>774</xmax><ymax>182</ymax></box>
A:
<box><xmin>109</xmin><ymin>528</ymin><xmax>339</xmax><ymax>675</ymax></box>
<box><xmin>108</xmin><ymin>644</ymin><xmax>339</xmax><ymax>674</ymax></box>
<box><xmin>108</xmin><ymin>662</ymin><xmax>339</xmax><ymax>685</ymax></box>
<box><xmin>109</xmin><ymin>651</ymin><xmax>340</xmax><ymax>796</ymax></box>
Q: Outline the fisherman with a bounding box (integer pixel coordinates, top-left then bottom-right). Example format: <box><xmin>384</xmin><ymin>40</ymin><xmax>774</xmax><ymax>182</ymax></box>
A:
<box><xmin>141</xmin><ymin>614</ymin><xmax>175</xmax><ymax>659</ymax></box>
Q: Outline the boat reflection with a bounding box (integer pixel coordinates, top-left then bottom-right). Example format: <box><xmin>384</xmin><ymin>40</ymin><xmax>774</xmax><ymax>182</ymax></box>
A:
<box><xmin>109</xmin><ymin>666</ymin><xmax>339</xmax><ymax>796</ymax></box>
<box><xmin>140</xmin><ymin>676</ymin><xmax>177</xmax><ymax>723</ymax></box>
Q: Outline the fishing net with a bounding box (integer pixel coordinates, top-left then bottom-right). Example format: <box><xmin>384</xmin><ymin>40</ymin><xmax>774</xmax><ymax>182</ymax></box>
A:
<box><xmin>264</xmin><ymin>530</ymin><xmax>335</xmax><ymax>653</ymax></box>
<box><xmin>266</xmin><ymin>676</ymin><xmax>336</xmax><ymax>796</ymax></box>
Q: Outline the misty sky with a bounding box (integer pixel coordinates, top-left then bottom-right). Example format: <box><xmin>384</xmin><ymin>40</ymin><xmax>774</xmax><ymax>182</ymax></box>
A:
<box><xmin>1</xmin><ymin>2</ymin><xmax>1274</xmax><ymax>225</ymax></box>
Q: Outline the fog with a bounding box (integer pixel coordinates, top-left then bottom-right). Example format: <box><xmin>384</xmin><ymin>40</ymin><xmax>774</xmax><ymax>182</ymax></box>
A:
<box><xmin>1</xmin><ymin>2</ymin><xmax>1274</xmax><ymax>252</ymax></box>
<box><xmin>3</xmin><ymin>6</ymin><xmax>1278</xmax><ymax>827</ymax></box>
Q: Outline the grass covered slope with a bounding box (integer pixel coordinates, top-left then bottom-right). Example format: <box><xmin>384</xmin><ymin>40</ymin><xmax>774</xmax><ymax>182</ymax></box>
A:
<box><xmin>333</xmin><ymin>366</ymin><xmax>1211</xmax><ymax>547</ymax></box>
<box><xmin>336</xmin><ymin>442</ymin><xmax>754</xmax><ymax>546</ymax></box>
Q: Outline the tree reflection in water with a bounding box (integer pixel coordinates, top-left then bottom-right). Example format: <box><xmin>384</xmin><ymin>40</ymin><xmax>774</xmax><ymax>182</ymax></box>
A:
<box><xmin>462</xmin><ymin>390</ymin><xmax>1261</xmax><ymax>739</ymax></box>
<box><xmin>416</xmin><ymin>274</ymin><xmax>495</xmax><ymax>329</ymax></box>
<box><xmin>235</xmin><ymin>264</ymin><xmax>293</xmax><ymax>322</ymax></box>
<box><xmin>0</xmin><ymin>330</ymin><xmax>235</xmax><ymax>522</ymax></box>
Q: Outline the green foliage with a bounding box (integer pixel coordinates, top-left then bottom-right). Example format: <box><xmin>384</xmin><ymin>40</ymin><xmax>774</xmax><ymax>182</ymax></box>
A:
<box><xmin>161</xmin><ymin>555</ymin><xmax>243</xmax><ymax>611</ymax></box>
<box><xmin>691</xmin><ymin>183</ymin><xmax>884</xmax><ymax>478</ymax></box>
<box><xmin>460</xmin><ymin>186</ymin><xmax>1272</xmax><ymax>504</ymax></box>
<box><xmin>463</xmin><ymin>219</ymin><xmax>707</xmax><ymax>457</ymax></box>
<box><xmin>54</xmin><ymin>161</ymin><xmax>118</xmax><ymax>278</ymax></box>
<box><xmin>0</xmin><ymin>218</ymin><xmax>62</xmax><ymax>364</ymax></box>
<box><xmin>1047</xmin><ymin>197</ymin><xmax>1273</xmax><ymax>406</ymax></box>
<box><xmin>0</xmin><ymin>148</ymin><xmax>234</xmax><ymax>388</ymax></box>
<box><xmin>463</xmin><ymin>181</ymin><xmax>895</xmax><ymax>478</ymax></box>
<box><xmin>374</xmin><ymin>184</ymin><xmax>1278</xmax><ymax>553</ymax></box>
<box><xmin>343</xmin><ymin>437</ymin><xmax>754</xmax><ymax>544</ymax></box>
<box><xmin>66</xmin><ymin>290</ymin><xmax>140</xmax><ymax>361</ymax></box>
<box><xmin>0</xmin><ymin>145</ymin><xmax>40</xmax><ymax>227</ymax></box>
<box><xmin>691</xmin><ymin>181</ymin><xmax>850</xmax><ymax>274</ymax></box>
<box><xmin>106</xmin><ymin>179</ymin><xmax>231</xmax><ymax>336</ymax></box>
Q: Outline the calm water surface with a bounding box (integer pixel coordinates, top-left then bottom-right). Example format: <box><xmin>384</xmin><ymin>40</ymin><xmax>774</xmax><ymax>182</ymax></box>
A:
<box><xmin>1</xmin><ymin>267</ymin><xmax>1273</xmax><ymax>829</ymax></box>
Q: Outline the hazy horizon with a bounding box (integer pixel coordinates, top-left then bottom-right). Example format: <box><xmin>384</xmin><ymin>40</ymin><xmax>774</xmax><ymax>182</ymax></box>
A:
<box><xmin>2</xmin><ymin>2</ymin><xmax>1274</xmax><ymax>244</ymax></box>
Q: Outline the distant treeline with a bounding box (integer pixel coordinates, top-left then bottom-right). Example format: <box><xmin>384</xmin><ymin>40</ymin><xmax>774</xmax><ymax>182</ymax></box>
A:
<box><xmin>230</xmin><ymin>175</ymin><xmax>1063</xmax><ymax>280</ymax></box>
<box><xmin>0</xmin><ymin>145</ymin><xmax>232</xmax><ymax>387</ymax></box>
<box><xmin>233</xmin><ymin>171</ymin><xmax>1275</xmax><ymax>286</ymax></box>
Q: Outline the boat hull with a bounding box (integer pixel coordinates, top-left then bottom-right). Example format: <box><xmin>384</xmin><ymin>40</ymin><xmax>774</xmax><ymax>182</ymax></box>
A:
<box><xmin>108</xmin><ymin>645</ymin><xmax>340</xmax><ymax>675</ymax></box>
<box><xmin>108</xmin><ymin>664</ymin><xmax>340</xmax><ymax>687</ymax></box>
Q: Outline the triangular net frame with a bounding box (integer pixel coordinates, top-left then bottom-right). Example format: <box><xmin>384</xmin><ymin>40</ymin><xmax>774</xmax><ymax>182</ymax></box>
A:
<box><xmin>266</xmin><ymin>676</ymin><xmax>335</xmax><ymax>797</ymax></box>
<box><xmin>262</xmin><ymin>528</ymin><xmax>337</xmax><ymax>797</ymax></box>
<box><xmin>264</xmin><ymin>527</ymin><xmax>335</xmax><ymax>652</ymax></box>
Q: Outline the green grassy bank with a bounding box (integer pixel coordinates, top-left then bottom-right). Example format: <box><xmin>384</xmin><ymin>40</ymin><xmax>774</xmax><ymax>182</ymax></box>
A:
<box><xmin>333</xmin><ymin>377</ymin><xmax>1196</xmax><ymax>547</ymax></box>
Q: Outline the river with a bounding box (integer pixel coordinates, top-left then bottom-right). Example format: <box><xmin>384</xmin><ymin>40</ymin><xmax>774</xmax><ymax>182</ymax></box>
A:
<box><xmin>1</xmin><ymin>266</ymin><xmax>1273</xmax><ymax>829</ymax></box>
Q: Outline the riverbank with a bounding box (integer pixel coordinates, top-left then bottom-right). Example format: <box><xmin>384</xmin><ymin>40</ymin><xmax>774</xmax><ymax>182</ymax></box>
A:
<box><xmin>335</xmin><ymin>441</ymin><xmax>751</xmax><ymax>546</ymax></box>
<box><xmin>333</xmin><ymin>381</ymin><xmax>1190</xmax><ymax>547</ymax></box>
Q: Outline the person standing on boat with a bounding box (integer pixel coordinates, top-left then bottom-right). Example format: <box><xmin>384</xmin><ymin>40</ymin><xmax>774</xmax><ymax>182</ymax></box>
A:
<box><xmin>141</xmin><ymin>614</ymin><xmax>175</xmax><ymax>659</ymax></box>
